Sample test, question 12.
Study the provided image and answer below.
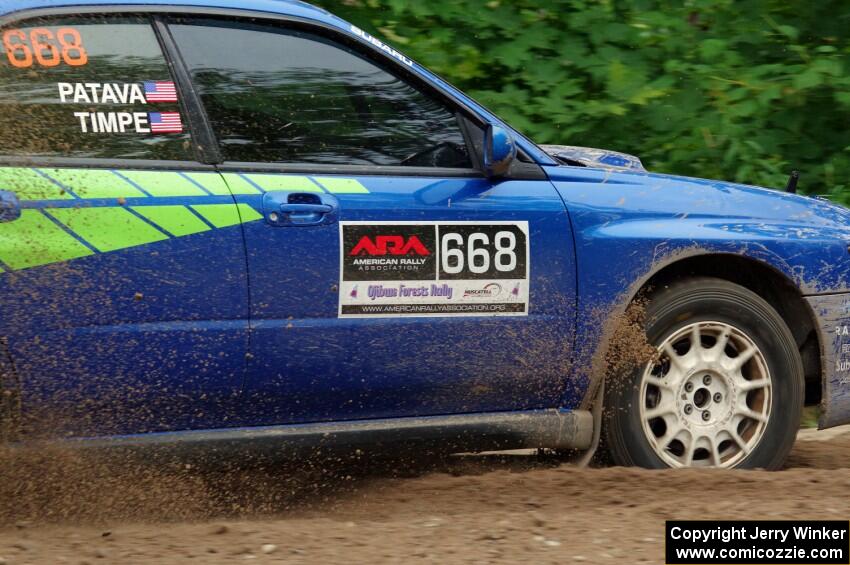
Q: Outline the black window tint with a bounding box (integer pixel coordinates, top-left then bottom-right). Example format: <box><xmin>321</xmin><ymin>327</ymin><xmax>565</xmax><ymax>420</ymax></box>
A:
<box><xmin>170</xmin><ymin>19</ymin><xmax>472</xmax><ymax>168</ymax></box>
<box><xmin>0</xmin><ymin>16</ymin><xmax>192</xmax><ymax>160</ymax></box>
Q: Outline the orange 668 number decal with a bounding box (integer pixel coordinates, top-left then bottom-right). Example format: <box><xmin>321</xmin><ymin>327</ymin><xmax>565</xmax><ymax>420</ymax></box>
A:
<box><xmin>2</xmin><ymin>27</ymin><xmax>88</xmax><ymax>68</ymax></box>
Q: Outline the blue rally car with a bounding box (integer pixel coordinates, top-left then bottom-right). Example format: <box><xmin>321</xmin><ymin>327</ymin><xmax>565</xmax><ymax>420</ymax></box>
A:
<box><xmin>1</xmin><ymin>0</ymin><xmax>850</xmax><ymax>470</ymax></box>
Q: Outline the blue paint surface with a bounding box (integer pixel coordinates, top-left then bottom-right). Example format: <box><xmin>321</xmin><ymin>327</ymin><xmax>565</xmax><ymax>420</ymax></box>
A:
<box><xmin>234</xmin><ymin>175</ymin><xmax>576</xmax><ymax>426</ymax></box>
<box><xmin>1</xmin><ymin>220</ymin><xmax>250</xmax><ymax>436</ymax></box>
<box><xmin>2</xmin><ymin>0</ymin><xmax>850</xmax><ymax>441</ymax></box>
<box><xmin>805</xmin><ymin>294</ymin><xmax>850</xmax><ymax>428</ymax></box>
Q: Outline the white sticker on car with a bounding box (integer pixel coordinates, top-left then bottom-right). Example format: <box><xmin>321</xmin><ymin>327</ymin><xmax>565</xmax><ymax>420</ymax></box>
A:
<box><xmin>338</xmin><ymin>221</ymin><xmax>530</xmax><ymax>318</ymax></box>
<box><xmin>72</xmin><ymin>111</ymin><xmax>183</xmax><ymax>134</ymax></box>
<box><xmin>350</xmin><ymin>26</ymin><xmax>414</xmax><ymax>67</ymax></box>
<box><xmin>57</xmin><ymin>81</ymin><xmax>178</xmax><ymax>104</ymax></box>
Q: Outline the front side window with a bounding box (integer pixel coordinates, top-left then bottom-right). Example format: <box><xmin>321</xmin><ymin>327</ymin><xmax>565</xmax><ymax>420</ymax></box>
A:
<box><xmin>0</xmin><ymin>15</ymin><xmax>192</xmax><ymax>160</ymax></box>
<box><xmin>170</xmin><ymin>19</ymin><xmax>473</xmax><ymax>168</ymax></box>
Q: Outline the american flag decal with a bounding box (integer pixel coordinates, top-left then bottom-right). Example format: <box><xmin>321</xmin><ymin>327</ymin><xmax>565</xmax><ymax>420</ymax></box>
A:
<box><xmin>149</xmin><ymin>112</ymin><xmax>183</xmax><ymax>134</ymax></box>
<box><xmin>144</xmin><ymin>81</ymin><xmax>178</xmax><ymax>103</ymax></box>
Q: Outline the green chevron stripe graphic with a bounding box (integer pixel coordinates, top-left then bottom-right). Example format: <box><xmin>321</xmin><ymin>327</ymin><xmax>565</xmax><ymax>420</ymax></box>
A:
<box><xmin>1</xmin><ymin>167</ymin><xmax>373</xmax><ymax>200</ymax></box>
<box><xmin>0</xmin><ymin>210</ymin><xmax>94</xmax><ymax>270</ymax></box>
<box><xmin>243</xmin><ymin>174</ymin><xmax>322</xmax><ymax>193</ymax></box>
<box><xmin>184</xmin><ymin>172</ymin><xmax>233</xmax><ymax>196</ymax></box>
<box><xmin>220</xmin><ymin>173</ymin><xmax>262</xmax><ymax>195</ymax></box>
<box><xmin>0</xmin><ymin>168</ymin><xmax>73</xmax><ymax>201</ymax></box>
<box><xmin>313</xmin><ymin>177</ymin><xmax>369</xmax><ymax>194</ymax></box>
<box><xmin>191</xmin><ymin>203</ymin><xmax>244</xmax><ymax>228</ymax></box>
<box><xmin>132</xmin><ymin>205</ymin><xmax>212</xmax><ymax>237</ymax></box>
<box><xmin>120</xmin><ymin>171</ymin><xmax>208</xmax><ymax>197</ymax></box>
<box><xmin>44</xmin><ymin>169</ymin><xmax>147</xmax><ymax>199</ymax></box>
<box><xmin>0</xmin><ymin>167</ymin><xmax>372</xmax><ymax>272</ymax></box>
<box><xmin>48</xmin><ymin>207</ymin><xmax>169</xmax><ymax>253</ymax></box>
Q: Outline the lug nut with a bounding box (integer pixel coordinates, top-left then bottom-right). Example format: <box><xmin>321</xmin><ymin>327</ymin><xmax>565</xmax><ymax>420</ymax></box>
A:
<box><xmin>685</xmin><ymin>382</ymin><xmax>694</xmax><ymax>393</ymax></box>
<box><xmin>713</xmin><ymin>392</ymin><xmax>723</xmax><ymax>403</ymax></box>
<box><xmin>684</xmin><ymin>404</ymin><xmax>693</xmax><ymax>415</ymax></box>
<box><xmin>703</xmin><ymin>375</ymin><xmax>712</xmax><ymax>385</ymax></box>
<box><xmin>702</xmin><ymin>410</ymin><xmax>711</xmax><ymax>421</ymax></box>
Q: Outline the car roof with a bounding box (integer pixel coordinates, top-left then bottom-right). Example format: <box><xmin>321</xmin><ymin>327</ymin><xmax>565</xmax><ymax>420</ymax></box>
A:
<box><xmin>0</xmin><ymin>0</ymin><xmax>338</xmax><ymax>26</ymax></box>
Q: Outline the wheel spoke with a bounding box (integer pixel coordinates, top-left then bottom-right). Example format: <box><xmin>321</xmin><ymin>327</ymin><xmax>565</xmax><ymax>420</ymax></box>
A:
<box><xmin>706</xmin><ymin>327</ymin><xmax>731</xmax><ymax>362</ymax></box>
<box><xmin>646</xmin><ymin>374</ymin><xmax>675</xmax><ymax>391</ymax></box>
<box><xmin>729</xmin><ymin>429</ymin><xmax>750</xmax><ymax>456</ymax></box>
<box><xmin>662</xmin><ymin>343</ymin><xmax>682</xmax><ymax>370</ymax></box>
<box><xmin>738</xmin><ymin>408</ymin><xmax>767</xmax><ymax>423</ymax></box>
<box><xmin>709</xmin><ymin>436</ymin><xmax>722</xmax><ymax>466</ymax></box>
<box><xmin>690</xmin><ymin>325</ymin><xmax>702</xmax><ymax>350</ymax></box>
<box><xmin>738</xmin><ymin>378</ymin><xmax>771</xmax><ymax>392</ymax></box>
<box><xmin>659</xmin><ymin>433</ymin><xmax>676</xmax><ymax>450</ymax></box>
<box><xmin>685</xmin><ymin>325</ymin><xmax>703</xmax><ymax>364</ymax></box>
<box><xmin>658</xmin><ymin>418</ymin><xmax>685</xmax><ymax>450</ymax></box>
<box><xmin>644</xmin><ymin>399</ymin><xmax>676</xmax><ymax>421</ymax></box>
<box><xmin>681</xmin><ymin>433</ymin><xmax>696</xmax><ymax>466</ymax></box>
<box><xmin>714</xmin><ymin>327</ymin><xmax>731</xmax><ymax>354</ymax></box>
<box><xmin>728</xmin><ymin>346</ymin><xmax>756</xmax><ymax>372</ymax></box>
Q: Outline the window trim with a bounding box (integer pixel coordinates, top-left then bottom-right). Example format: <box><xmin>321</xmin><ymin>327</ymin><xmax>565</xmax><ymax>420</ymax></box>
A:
<box><xmin>162</xmin><ymin>13</ymin><xmax>482</xmax><ymax>174</ymax></box>
<box><xmin>152</xmin><ymin>15</ymin><xmax>221</xmax><ymax>165</ymax></box>
<box><xmin>0</xmin><ymin>5</ymin><xmax>547</xmax><ymax>180</ymax></box>
<box><xmin>0</xmin><ymin>155</ymin><xmax>219</xmax><ymax>171</ymax></box>
<box><xmin>216</xmin><ymin>161</ymin><xmax>483</xmax><ymax>179</ymax></box>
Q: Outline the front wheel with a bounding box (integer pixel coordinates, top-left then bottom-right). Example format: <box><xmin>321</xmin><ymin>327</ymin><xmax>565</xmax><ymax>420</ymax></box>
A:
<box><xmin>604</xmin><ymin>277</ymin><xmax>804</xmax><ymax>470</ymax></box>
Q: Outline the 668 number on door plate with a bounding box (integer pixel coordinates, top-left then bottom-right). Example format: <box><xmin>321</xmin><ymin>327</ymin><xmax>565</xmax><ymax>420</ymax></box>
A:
<box><xmin>338</xmin><ymin>221</ymin><xmax>530</xmax><ymax>318</ymax></box>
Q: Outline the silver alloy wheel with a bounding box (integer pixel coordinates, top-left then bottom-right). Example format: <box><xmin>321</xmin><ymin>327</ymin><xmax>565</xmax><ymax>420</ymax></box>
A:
<box><xmin>639</xmin><ymin>321</ymin><xmax>772</xmax><ymax>468</ymax></box>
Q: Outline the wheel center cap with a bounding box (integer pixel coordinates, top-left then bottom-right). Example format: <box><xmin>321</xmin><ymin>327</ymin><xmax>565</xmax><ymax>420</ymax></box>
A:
<box><xmin>678</xmin><ymin>369</ymin><xmax>731</xmax><ymax>426</ymax></box>
<box><xmin>693</xmin><ymin>387</ymin><xmax>711</xmax><ymax>408</ymax></box>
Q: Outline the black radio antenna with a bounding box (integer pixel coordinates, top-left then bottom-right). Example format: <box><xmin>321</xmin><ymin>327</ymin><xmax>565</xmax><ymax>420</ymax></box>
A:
<box><xmin>785</xmin><ymin>170</ymin><xmax>800</xmax><ymax>194</ymax></box>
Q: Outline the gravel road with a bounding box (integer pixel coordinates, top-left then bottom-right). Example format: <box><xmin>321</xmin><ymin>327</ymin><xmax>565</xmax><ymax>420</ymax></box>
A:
<box><xmin>0</xmin><ymin>428</ymin><xmax>847</xmax><ymax>564</ymax></box>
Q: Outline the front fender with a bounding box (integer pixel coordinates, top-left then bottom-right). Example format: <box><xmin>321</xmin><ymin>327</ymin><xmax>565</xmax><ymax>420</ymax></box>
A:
<box><xmin>547</xmin><ymin>166</ymin><xmax>850</xmax><ymax>416</ymax></box>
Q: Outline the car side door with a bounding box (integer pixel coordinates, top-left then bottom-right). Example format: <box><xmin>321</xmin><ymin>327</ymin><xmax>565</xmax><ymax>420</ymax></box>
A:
<box><xmin>0</xmin><ymin>14</ymin><xmax>250</xmax><ymax>437</ymax></box>
<box><xmin>167</xmin><ymin>16</ymin><xmax>577</xmax><ymax>425</ymax></box>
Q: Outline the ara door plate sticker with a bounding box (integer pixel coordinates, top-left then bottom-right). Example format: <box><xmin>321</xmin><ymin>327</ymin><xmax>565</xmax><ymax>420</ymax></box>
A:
<box><xmin>338</xmin><ymin>221</ymin><xmax>530</xmax><ymax>318</ymax></box>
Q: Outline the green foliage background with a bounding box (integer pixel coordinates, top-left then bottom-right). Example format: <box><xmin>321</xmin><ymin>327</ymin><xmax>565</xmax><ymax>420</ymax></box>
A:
<box><xmin>314</xmin><ymin>0</ymin><xmax>850</xmax><ymax>203</ymax></box>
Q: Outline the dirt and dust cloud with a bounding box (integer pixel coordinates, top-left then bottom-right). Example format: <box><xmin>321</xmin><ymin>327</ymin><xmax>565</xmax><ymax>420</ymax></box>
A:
<box><xmin>0</xmin><ymin>430</ymin><xmax>847</xmax><ymax>564</ymax></box>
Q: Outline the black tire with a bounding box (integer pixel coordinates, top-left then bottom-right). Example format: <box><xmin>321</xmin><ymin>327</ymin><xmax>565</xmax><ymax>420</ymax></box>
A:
<box><xmin>603</xmin><ymin>277</ymin><xmax>804</xmax><ymax>470</ymax></box>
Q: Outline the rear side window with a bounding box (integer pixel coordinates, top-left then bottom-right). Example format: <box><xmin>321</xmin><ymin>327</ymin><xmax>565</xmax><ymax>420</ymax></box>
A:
<box><xmin>0</xmin><ymin>16</ymin><xmax>192</xmax><ymax>160</ymax></box>
<box><xmin>169</xmin><ymin>19</ymin><xmax>473</xmax><ymax>168</ymax></box>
